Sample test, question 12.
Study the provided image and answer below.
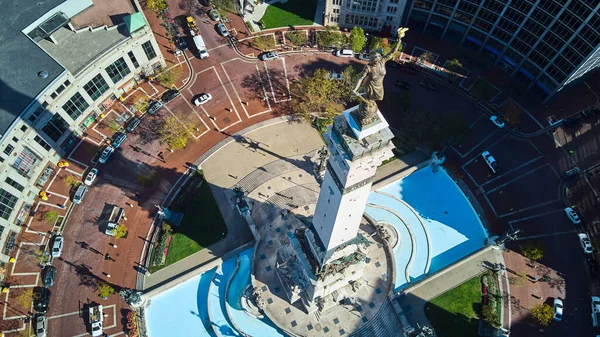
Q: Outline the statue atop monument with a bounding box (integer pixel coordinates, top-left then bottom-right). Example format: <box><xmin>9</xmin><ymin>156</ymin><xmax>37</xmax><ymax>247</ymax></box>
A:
<box><xmin>352</xmin><ymin>28</ymin><xmax>409</xmax><ymax>128</ymax></box>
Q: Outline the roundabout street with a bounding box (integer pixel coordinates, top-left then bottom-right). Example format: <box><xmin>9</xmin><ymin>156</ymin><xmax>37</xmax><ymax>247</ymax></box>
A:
<box><xmin>6</xmin><ymin>3</ymin><xmax>599</xmax><ymax>337</ymax></box>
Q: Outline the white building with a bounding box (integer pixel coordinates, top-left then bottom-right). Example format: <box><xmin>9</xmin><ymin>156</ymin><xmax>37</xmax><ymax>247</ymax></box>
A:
<box><xmin>0</xmin><ymin>0</ymin><xmax>165</xmax><ymax>263</ymax></box>
<box><xmin>324</xmin><ymin>0</ymin><xmax>409</xmax><ymax>33</ymax></box>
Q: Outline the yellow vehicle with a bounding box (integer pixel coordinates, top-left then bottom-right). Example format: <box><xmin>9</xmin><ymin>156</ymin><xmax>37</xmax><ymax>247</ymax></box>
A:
<box><xmin>186</xmin><ymin>16</ymin><xmax>198</xmax><ymax>35</ymax></box>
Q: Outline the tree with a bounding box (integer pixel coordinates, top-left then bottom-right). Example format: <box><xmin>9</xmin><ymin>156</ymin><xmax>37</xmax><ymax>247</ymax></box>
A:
<box><xmin>156</xmin><ymin>66</ymin><xmax>182</xmax><ymax>89</ymax></box>
<box><xmin>482</xmin><ymin>304</ymin><xmax>500</xmax><ymax>327</ymax></box>
<box><xmin>286</xmin><ymin>31</ymin><xmax>307</xmax><ymax>46</ymax></box>
<box><xmin>436</xmin><ymin>113</ymin><xmax>470</xmax><ymax>146</ymax></box>
<box><xmin>115</xmin><ymin>224</ymin><xmax>128</xmax><ymax>239</ymax></box>
<box><xmin>446</xmin><ymin>58</ymin><xmax>463</xmax><ymax>72</ymax></box>
<box><xmin>531</xmin><ymin>303</ymin><xmax>554</xmax><ymax>326</ymax></box>
<box><xmin>369</xmin><ymin>37</ymin><xmax>390</xmax><ymax>54</ymax></box>
<box><xmin>63</xmin><ymin>175</ymin><xmax>81</xmax><ymax>188</ymax></box>
<box><xmin>290</xmin><ymin>66</ymin><xmax>357</xmax><ymax>124</ymax></box>
<box><xmin>158</xmin><ymin>117</ymin><xmax>195</xmax><ymax>150</ymax></box>
<box><xmin>521</xmin><ymin>242</ymin><xmax>545</xmax><ymax>261</ymax></box>
<box><xmin>349</xmin><ymin>26</ymin><xmax>365</xmax><ymax>53</ymax></box>
<box><xmin>417</xmin><ymin>51</ymin><xmax>435</xmax><ymax>65</ymax></box>
<box><xmin>316</xmin><ymin>26</ymin><xmax>345</xmax><ymax>49</ymax></box>
<box><xmin>14</xmin><ymin>288</ymin><xmax>36</xmax><ymax>309</ymax></box>
<box><xmin>145</xmin><ymin>0</ymin><xmax>167</xmax><ymax>12</ymax></box>
<box><xmin>21</xmin><ymin>246</ymin><xmax>47</xmax><ymax>268</ymax></box>
<box><xmin>470</xmin><ymin>77</ymin><xmax>496</xmax><ymax>102</ymax></box>
<box><xmin>212</xmin><ymin>0</ymin><xmax>236</xmax><ymax>13</ymax></box>
<box><xmin>97</xmin><ymin>282</ymin><xmax>115</xmax><ymax>298</ymax></box>
<box><xmin>43</xmin><ymin>210</ymin><xmax>60</xmax><ymax>226</ymax></box>
<box><xmin>500</xmin><ymin>99</ymin><xmax>522</xmax><ymax>127</ymax></box>
<box><xmin>252</xmin><ymin>35</ymin><xmax>275</xmax><ymax>51</ymax></box>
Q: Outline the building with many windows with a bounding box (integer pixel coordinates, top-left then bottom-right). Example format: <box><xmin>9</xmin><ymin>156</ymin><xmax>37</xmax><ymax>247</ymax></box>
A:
<box><xmin>406</xmin><ymin>0</ymin><xmax>600</xmax><ymax>101</ymax></box>
<box><xmin>324</xmin><ymin>0</ymin><xmax>409</xmax><ymax>34</ymax></box>
<box><xmin>0</xmin><ymin>0</ymin><xmax>164</xmax><ymax>263</ymax></box>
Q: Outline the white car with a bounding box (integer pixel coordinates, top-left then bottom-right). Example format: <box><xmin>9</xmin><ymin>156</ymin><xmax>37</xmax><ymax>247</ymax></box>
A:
<box><xmin>194</xmin><ymin>93</ymin><xmax>213</xmax><ymax>106</ymax></box>
<box><xmin>481</xmin><ymin>151</ymin><xmax>498</xmax><ymax>174</ymax></box>
<box><xmin>217</xmin><ymin>23</ymin><xmax>229</xmax><ymax>37</ymax></box>
<box><xmin>98</xmin><ymin>146</ymin><xmax>114</xmax><ymax>164</ymax></box>
<box><xmin>553</xmin><ymin>298</ymin><xmax>563</xmax><ymax>322</ymax></box>
<box><xmin>328</xmin><ymin>72</ymin><xmax>343</xmax><ymax>81</ymax></box>
<box><xmin>51</xmin><ymin>235</ymin><xmax>64</xmax><ymax>258</ymax></box>
<box><xmin>36</xmin><ymin>314</ymin><xmax>47</xmax><ymax>337</ymax></box>
<box><xmin>565</xmin><ymin>207</ymin><xmax>581</xmax><ymax>224</ymax></box>
<box><xmin>335</xmin><ymin>49</ymin><xmax>354</xmax><ymax>58</ymax></box>
<box><xmin>259</xmin><ymin>51</ymin><xmax>279</xmax><ymax>61</ymax></box>
<box><xmin>84</xmin><ymin>168</ymin><xmax>98</xmax><ymax>186</ymax></box>
<box><xmin>579</xmin><ymin>233</ymin><xmax>594</xmax><ymax>254</ymax></box>
<box><xmin>490</xmin><ymin>115</ymin><xmax>505</xmax><ymax>128</ymax></box>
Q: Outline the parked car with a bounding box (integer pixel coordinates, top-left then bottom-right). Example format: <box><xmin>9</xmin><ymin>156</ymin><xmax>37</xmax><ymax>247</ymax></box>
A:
<box><xmin>328</xmin><ymin>72</ymin><xmax>343</xmax><ymax>81</ymax></box>
<box><xmin>208</xmin><ymin>9</ymin><xmax>220</xmax><ymax>21</ymax></box>
<box><xmin>579</xmin><ymin>233</ymin><xmax>593</xmax><ymax>254</ymax></box>
<box><xmin>481</xmin><ymin>151</ymin><xmax>498</xmax><ymax>174</ymax></box>
<box><xmin>35</xmin><ymin>314</ymin><xmax>47</xmax><ymax>337</ymax></box>
<box><xmin>258</xmin><ymin>51</ymin><xmax>279</xmax><ymax>61</ymax></box>
<box><xmin>98</xmin><ymin>146</ymin><xmax>114</xmax><ymax>164</ymax></box>
<box><xmin>565</xmin><ymin>207</ymin><xmax>581</xmax><ymax>224</ymax></box>
<box><xmin>146</xmin><ymin>100</ymin><xmax>163</xmax><ymax>115</ymax></box>
<box><xmin>592</xmin><ymin>296</ymin><xmax>600</xmax><ymax>327</ymax></box>
<box><xmin>587</xmin><ymin>257</ymin><xmax>599</xmax><ymax>277</ymax></box>
<box><xmin>161</xmin><ymin>89</ymin><xmax>180</xmax><ymax>103</ymax></box>
<box><xmin>112</xmin><ymin>132</ymin><xmax>127</xmax><ymax>148</ymax></box>
<box><xmin>582</xmin><ymin>108</ymin><xmax>599</xmax><ymax>118</ymax></box>
<box><xmin>193</xmin><ymin>93</ymin><xmax>213</xmax><ymax>106</ymax></box>
<box><xmin>51</xmin><ymin>235</ymin><xmax>64</xmax><ymax>258</ymax></box>
<box><xmin>217</xmin><ymin>23</ymin><xmax>229</xmax><ymax>36</ymax></box>
<box><xmin>387</xmin><ymin>61</ymin><xmax>402</xmax><ymax>68</ymax></box>
<box><xmin>564</xmin><ymin>167</ymin><xmax>581</xmax><ymax>178</ymax></box>
<box><xmin>490</xmin><ymin>115</ymin><xmax>505</xmax><ymax>128</ymax></box>
<box><xmin>394</xmin><ymin>80</ymin><xmax>411</xmax><ymax>90</ymax></box>
<box><xmin>84</xmin><ymin>168</ymin><xmax>98</xmax><ymax>186</ymax></box>
<box><xmin>420</xmin><ymin>80</ymin><xmax>436</xmax><ymax>91</ymax></box>
<box><xmin>553</xmin><ymin>298</ymin><xmax>563</xmax><ymax>321</ymax></box>
<box><xmin>126</xmin><ymin>117</ymin><xmax>141</xmax><ymax>133</ymax></box>
<box><xmin>563</xmin><ymin>116</ymin><xmax>578</xmax><ymax>126</ymax></box>
<box><xmin>34</xmin><ymin>287</ymin><xmax>51</xmax><ymax>313</ymax></box>
<box><xmin>73</xmin><ymin>184</ymin><xmax>88</xmax><ymax>205</ymax></box>
<box><xmin>335</xmin><ymin>49</ymin><xmax>354</xmax><ymax>58</ymax></box>
<box><xmin>357</xmin><ymin>52</ymin><xmax>370</xmax><ymax>61</ymax></box>
<box><xmin>175</xmin><ymin>36</ymin><xmax>188</xmax><ymax>51</ymax></box>
<box><xmin>43</xmin><ymin>266</ymin><xmax>56</xmax><ymax>287</ymax></box>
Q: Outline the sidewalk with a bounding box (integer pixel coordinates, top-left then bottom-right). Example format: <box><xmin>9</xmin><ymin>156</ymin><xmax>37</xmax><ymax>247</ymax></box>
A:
<box><xmin>397</xmin><ymin>247</ymin><xmax>504</xmax><ymax>331</ymax></box>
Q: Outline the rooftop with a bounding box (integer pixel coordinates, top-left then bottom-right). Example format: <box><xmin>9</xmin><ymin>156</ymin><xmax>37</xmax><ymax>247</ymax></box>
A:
<box><xmin>38</xmin><ymin>25</ymin><xmax>130</xmax><ymax>76</ymax></box>
<box><xmin>70</xmin><ymin>0</ymin><xmax>135</xmax><ymax>29</ymax></box>
<box><xmin>0</xmin><ymin>0</ymin><xmax>66</xmax><ymax>136</ymax></box>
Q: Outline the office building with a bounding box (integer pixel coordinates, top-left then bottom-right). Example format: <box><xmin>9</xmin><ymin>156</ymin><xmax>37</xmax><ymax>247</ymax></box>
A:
<box><xmin>0</xmin><ymin>0</ymin><xmax>165</xmax><ymax>263</ymax></box>
<box><xmin>406</xmin><ymin>0</ymin><xmax>600</xmax><ymax>101</ymax></box>
<box><xmin>324</xmin><ymin>0</ymin><xmax>409</xmax><ymax>34</ymax></box>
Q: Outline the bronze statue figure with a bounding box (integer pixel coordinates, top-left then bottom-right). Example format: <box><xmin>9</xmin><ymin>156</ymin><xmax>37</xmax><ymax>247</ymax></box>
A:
<box><xmin>352</xmin><ymin>28</ymin><xmax>409</xmax><ymax>128</ymax></box>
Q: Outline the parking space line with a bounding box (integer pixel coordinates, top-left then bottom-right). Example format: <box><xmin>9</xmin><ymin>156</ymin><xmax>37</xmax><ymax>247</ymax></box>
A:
<box><xmin>483</xmin><ymin>194</ymin><xmax>498</xmax><ymax>218</ymax></box>
<box><xmin>253</xmin><ymin>63</ymin><xmax>272</xmax><ymax>116</ymax></box>
<box><xmin>211</xmin><ymin>67</ymin><xmax>243</xmax><ymax>130</ymax></box>
<box><xmin>454</xmin><ymin>129</ymin><xmax>502</xmax><ymax>159</ymax></box>
<box><xmin>468</xmin><ymin>114</ymin><xmax>484</xmax><ymax>129</ymax></box>
<box><xmin>484</xmin><ymin>163</ymin><xmax>551</xmax><ymax>194</ymax></box>
<box><xmin>498</xmin><ymin>199</ymin><xmax>560</xmax><ymax>218</ymax></box>
<box><xmin>515</xmin><ymin>230</ymin><xmax>576</xmax><ymax>241</ymax></box>
<box><xmin>481</xmin><ymin>156</ymin><xmax>543</xmax><ymax>187</ymax></box>
<box><xmin>163</xmin><ymin>104</ymin><xmax>205</xmax><ymax>139</ymax></box>
<box><xmin>220</xmin><ymin>59</ymin><xmax>250</xmax><ymax>118</ymax></box>
<box><xmin>180</xmin><ymin>98</ymin><xmax>211</xmax><ymax>139</ymax></box>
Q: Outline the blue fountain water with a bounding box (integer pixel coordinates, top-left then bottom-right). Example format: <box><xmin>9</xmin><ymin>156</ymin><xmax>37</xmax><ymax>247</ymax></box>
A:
<box><xmin>366</xmin><ymin>166</ymin><xmax>488</xmax><ymax>291</ymax></box>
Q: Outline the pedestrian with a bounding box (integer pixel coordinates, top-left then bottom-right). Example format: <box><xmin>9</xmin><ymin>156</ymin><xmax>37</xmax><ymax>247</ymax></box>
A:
<box><xmin>104</xmin><ymin>253</ymin><xmax>110</xmax><ymax>260</ymax></box>
<box><xmin>568</xmin><ymin>150</ymin><xmax>575</xmax><ymax>155</ymax></box>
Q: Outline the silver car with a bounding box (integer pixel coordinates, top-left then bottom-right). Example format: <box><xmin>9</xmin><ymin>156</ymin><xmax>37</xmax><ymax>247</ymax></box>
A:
<box><xmin>51</xmin><ymin>235</ymin><xmax>64</xmax><ymax>258</ymax></box>
<box><xmin>217</xmin><ymin>23</ymin><xmax>229</xmax><ymax>36</ymax></box>
<box><xmin>73</xmin><ymin>185</ymin><xmax>88</xmax><ymax>205</ymax></box>
<box><xmin>36</xmin><ymin>314</ymin><xmax>47</xmax><ymax>337</ymax></box>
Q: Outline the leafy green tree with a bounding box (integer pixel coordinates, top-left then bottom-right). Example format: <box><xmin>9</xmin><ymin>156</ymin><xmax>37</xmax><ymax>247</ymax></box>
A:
<box><xmin>145</xmin><ymin>0</ymin><xmax>167</xmax><ymax>12</ymax></box>
<box><xmin>521</xmin><ymin>242</ymin><xmax>545</xmax><ymax>261</ymax></box>
<box><xmin>417</xmin><ymin>51</ymin><xmax>435</xmax><ymax>64</ymax></box>
<box><xmin>158</xmin><ymin>117</ymin><xmax>195</xmax><ymax>150</ymax></box>
<box><xmin>437</xmin><ymin>113</ymin><xmax>470</xmax><ymax>146</ymax></box>
<box><xmin>252</xmin><ymin>35</ymin><xmax>275</xmax><ymax>51</ymax></box>
<box><xmin>156</xmin><ymin>66</ymin><xmax>182</xmax><ymax>89</ymax></box>
<box><xmin>482</xmin><ymin>304</ymin><xmax>500</xmax><ymax>327</ymax></box>
<box><xmin>446</xmin><ymin>58</ymin><xmax>463</xmax><ymax>72</ymax></box>
<box><xmin>290</xmin><ymin>66</ymin><xmax>357</xmax><ymax>124</ymax></box>
<box><xmin>470</xmin><ymin>78</ymin><xmax>496</xmax><ymax>102</ymax></box>
<box><xmin>531</xmin><ymin>303</ymin><xmax>554</xmax><ymax>326</ymax></box>
<box><xmin>317</xmin><ymin>26</ymin><xmax>345</xmax><ymax>49</ymax></box>
<box><xmin>14</xmin><ymin>288</ymin><xmax>36</xmax><ymax>309</ymax></box>
<box><xmin>369</xmin><ymin>37</ymin><xmax>390</xmax><ymax>54</ymax></box>
<box><xmin>349</xmin><ymin>26</ymin><xmax>365</xmax><ymax>53</ymax></box>
<box><xmin>97</xmin><ymin>282</ymin><xmax>115</xmax><ymax>298</ymax></box>
<box><xmin>115</xmin><ymin>224</ymin><xmax>128</xmax><ymax>239</ymax></box>
<box><xmin>212</xmin><ymin>0</ymin><xmax>236</xmax><ymax>12</ymax></box>
<box><xmin>286</xmin><ymin>31</ymin><xmax>307</xmax><ymax>46</ymax></box>
<box><xmin>43</xmin><ymin>210</ymin><xmax>60</xmax><ymax>226</ymax></box>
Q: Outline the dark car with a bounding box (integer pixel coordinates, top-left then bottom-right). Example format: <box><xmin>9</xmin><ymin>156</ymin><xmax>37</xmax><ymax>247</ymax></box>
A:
<box><xmin>357</xmin><ymin>52</ymin><xmax>370</xmax><ymax>61</ymax></box>
<box><xmin>112</xmin><ymin>132</ymin><xmax>127</xmax><ymax>148</ymax></box>
<box><xmin>43</xmin><ymin>266</ymin><xmax>56</xmax><ymax>287</ymax></box>
<box><xmin>387</xmin><ymin>61</ymin><xmax>402</xmax><ymax>68</ymax></box>
<box><xmin>400</xmin><ymin>63</ymin><xmax>418</xmax><ymax>74</ymax></box>
<box><xmin>420</xmin><ymin>81</ymin><xmax>436</xmax><ymax>91</ymax></box>
<box><xmin>146</xmin><ymin>100</ymin><xmax>163</xmax><ymax>115</ymax></box>
<box><xmin>563</xmin><ymin>116</ymin><xmax>578</xmax><ymax>126</ymax></box>
<box><xmin>126</xmin><ymin>117</ymin><xmax>141</xmax><ymax>133</ymax></box>
<box><xmin>175</xmin><ymin>36</ymin><xmax>188</xmax><ymax>51</ymax></box>
<box><xmin>587</xmin><ymin>257</ymin><xmax>599</xmax><ymax>277</ymax></box>
<box><xmin>394</xmin><ymin>80</ymin><xmax>411</xmax><ymax>90</ymax></box>
<box><xmin>582</xmin><ymin>108</ymin><xmax>599</xmax><ymax>117</ymax></box>
<box><xmin>161</xmin><ymin>89</ymin><xmax>180</xmax><ymax>103</ymax></box>
<box><xmin>34</xmin><ymin>287</ymin><xmax>51</xmax><ymax>313</ymax></box>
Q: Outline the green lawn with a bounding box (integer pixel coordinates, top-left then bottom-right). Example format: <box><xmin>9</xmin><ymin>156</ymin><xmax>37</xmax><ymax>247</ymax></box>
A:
<box><xmin>149</xmin><ymin>176</ymin><xmax>227</xmax><ymax>272</ymax></box>
<box><xmin>260</xmin><ymin>0</ymin><xmax>316</xmax><ymax>29</ymax></box>
<box><xmin>425</xmin><ymin>276</ymin><xmax>482</xmax><ymax>337</ymax></box>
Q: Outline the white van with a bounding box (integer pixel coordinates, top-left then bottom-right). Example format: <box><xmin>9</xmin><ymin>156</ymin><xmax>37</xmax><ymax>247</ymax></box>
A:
<box><xmin>73</xmin><ymin>185</ymin><xmax>88</xmax><ymax>205</ymax></box>
<box><xmin>193</xmin><ymin>35</ymin><xmax>209</xmax><ymax>59</ymax></box>
<box><xmin>592</xmin><ymin>296</ymin><xmax>600</xmax><ymax>327</ymax></box>
<box><xmin>335</xmin><ymin>49</ymin><xmax>354</xmax><ymax>58</ymax></box>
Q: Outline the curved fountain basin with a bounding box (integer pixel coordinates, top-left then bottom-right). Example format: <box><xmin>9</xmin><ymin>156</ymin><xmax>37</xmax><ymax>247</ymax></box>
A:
<box><xmin>366</xmin><ymin>166</ymin><xmax>488</xmax><ymax>291</ymax></box>
<box><xmin>209</xmin><ymin>258</ymin><xmax>240</xmax><ymax>337</ymax></box>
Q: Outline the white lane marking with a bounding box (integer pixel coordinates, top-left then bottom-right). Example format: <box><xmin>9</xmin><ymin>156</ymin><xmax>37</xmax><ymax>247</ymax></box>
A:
<box><xmin>220</xmin><ymin>58</ymin><xmax>250</xmax><ymax>117</ymax></box>
<box><xmin>485</xmin><ymin>163</ymin><xmax>551</xmax><ymax>194</ymax></box>
<box><xmin>481</xmin><ymin>156</ymin><xmax>543</xmax><ymax>187</ymax></box>
<box><xmin>498</xmin><ymin>199</ymin><xmax>560</xmax><ymax>218</ymax></box>
<box><xmin>455</xmin><ymin>128</ymin><xmax>502</xmax><ymax>159</ymax></box>
<box><xmin>515</xmin><ymin>230</ymin><xmax>576</xmax><ymax>241</ymax></box>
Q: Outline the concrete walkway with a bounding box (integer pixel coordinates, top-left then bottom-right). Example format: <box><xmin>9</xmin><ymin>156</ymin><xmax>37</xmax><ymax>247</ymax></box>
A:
<box><xmin>242</xmin><ymin>0</ymin><xmax>279</xmax><ymax>32</ymax></box>
<box><xmin>396</xmin><ymin>246</ymin><xmax>504</xmax><ymax>331</ymax></box>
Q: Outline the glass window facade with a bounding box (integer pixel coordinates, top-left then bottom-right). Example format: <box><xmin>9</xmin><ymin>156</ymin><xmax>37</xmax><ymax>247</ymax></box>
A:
<box><xmin>105</xmin><ymin>57</ymin><xmax>131</xmax><ymax>83</ymax></box>
<box><xmin>142</xmin><ymin>41</ymin><xmax>157</xmax><ymax>60</ymax></box>
<box><xmin>84</xmin><ymin>74</ymin><xmax>109</xmax><ymax>101</ymax></box>
<box><xmin>62</xmin><ymin>92</ymin><xmax>89</xmax><ymax>120</ymax></box>
<box><xmin>0</xmin><ymin>189</ymin><xmax>17</xmax><ymax>220</ymax></box>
